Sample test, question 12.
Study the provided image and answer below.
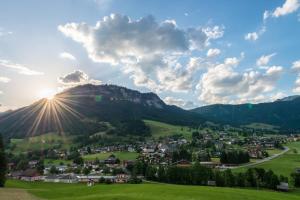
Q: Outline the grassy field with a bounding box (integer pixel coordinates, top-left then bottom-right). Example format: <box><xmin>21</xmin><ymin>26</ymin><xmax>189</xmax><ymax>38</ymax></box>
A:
<box><xmin>234</xmin><ymin>142</ymin><xmax>300</xmax><ymax>179</ymax></box>
<box><xmin>83</xmin><ymin>151</ymin><xmax>139</xmax><ymax>161</ymax></box>
<box><xmin>5</xmin><ymin>179</ymin><xmax>300</xmax><ymax>200</ymax></box>
<box><xmin>144</xmin><ymin>120</ymin><xmax>193</xmax><ymax>139</ymax></box>
<box><xmin>10</xmin><ymin>132</ymin><xmax>72</xmax><ymax>153</ymax></box>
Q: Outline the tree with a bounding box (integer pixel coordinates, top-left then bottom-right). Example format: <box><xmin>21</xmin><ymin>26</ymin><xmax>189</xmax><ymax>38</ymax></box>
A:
<box><xmin>73</xmin><ymin>156</ymin><xmax>84</xmax><ymax>165</ymax></box>
<box><xmin>49</xmin><ymin>166</ymin><xmax>58</xmax><ymax>174</ymax></box>
<box><xmin>83</xmin><ymin>167</ymin><xmax>91</xmax><ymax>175</ymax></box>
<box><xmin>0</xmin><ymin>135</ymin><xmax>7</xmax><ymax>187</ymax></box>
<box><xmin>291</xmin><ymin>173</ymin><xmax>300</xmax><ymax>187</ymax></box>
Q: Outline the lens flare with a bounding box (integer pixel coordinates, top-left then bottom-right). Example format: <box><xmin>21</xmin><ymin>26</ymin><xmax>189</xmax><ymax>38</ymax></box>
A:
<box><xmin>38</xmin><ymin>88</ymin><xmax>56</xmax><ymax>100</ymax></box>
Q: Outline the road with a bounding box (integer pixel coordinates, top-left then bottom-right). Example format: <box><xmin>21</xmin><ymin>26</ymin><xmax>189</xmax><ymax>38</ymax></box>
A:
<box><xmin>221</xmin><ymin>146</ymin><xmax>290</xmax><ymax>170</ymax></box>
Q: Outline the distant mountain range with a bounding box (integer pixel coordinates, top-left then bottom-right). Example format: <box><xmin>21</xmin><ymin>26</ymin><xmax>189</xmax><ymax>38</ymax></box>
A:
<box><xmin>1</xmin><ymin>84</ymin><xmax>300</xmax><ymax>138</ymax></box>
<box><xmin>191</xmin><ymin>96</ymin><xmax>300</xmax><ymax>132</ymax></box>
<box><xmin>0</xmin><ymin>84</ymin><xmax>203</xmax><ymax>138</ymax></box>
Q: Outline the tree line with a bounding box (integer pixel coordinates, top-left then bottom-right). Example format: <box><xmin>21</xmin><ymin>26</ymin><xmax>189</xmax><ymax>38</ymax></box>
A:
<box><xmin>129</xmin><ymin>161</ymin><xmax>289</xmax><ymax>190</ymax></box>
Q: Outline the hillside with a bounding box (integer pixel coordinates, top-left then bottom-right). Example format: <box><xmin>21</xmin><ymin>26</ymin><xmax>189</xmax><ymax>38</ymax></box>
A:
<box><xmin>191</xmin><ymin>96</ymin><xmax>300</xmax><ymax>132</ymax></box>
<box><xmin>0</xmin><ymin>84</ymin><xmax>203</xmax><ymax>138</ymax></box>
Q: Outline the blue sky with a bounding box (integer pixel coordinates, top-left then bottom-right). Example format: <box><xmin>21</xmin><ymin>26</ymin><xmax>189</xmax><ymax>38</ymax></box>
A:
<box><xmin>0</xmin><ymin>0</ymin><xmax>300</xmax><ymax>111</ymax></box>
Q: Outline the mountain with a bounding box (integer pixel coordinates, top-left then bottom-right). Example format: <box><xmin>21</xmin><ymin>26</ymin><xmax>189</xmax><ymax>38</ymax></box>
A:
<box><xmin>191</xmin><ymin>96</ymin><xmax>300</xmax><ymax>132</ymax></box>
<box><xmin>0</xmin><ymin>84</ymin><xmax>203</xmax><ymax>138</ymax></box>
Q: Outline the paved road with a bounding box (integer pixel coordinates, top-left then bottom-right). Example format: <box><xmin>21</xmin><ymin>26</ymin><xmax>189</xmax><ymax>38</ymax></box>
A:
<box><xmin>221</xmin><ymin>146</ymin><xmax>290</xmax><ymax>170</ymax></box>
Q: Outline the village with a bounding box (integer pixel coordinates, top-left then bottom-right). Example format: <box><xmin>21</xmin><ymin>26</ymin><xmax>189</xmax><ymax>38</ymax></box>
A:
<box><xmin>6</xmin><ymin>130</ymin><xmax>300</xmax><ymax>186</ymax></box>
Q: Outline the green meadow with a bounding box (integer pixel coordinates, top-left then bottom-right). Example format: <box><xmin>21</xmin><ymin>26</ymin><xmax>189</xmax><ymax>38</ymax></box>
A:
<box><xmin>144</xmin><ymin>120</ymin><xmax>193</xmax><ymax>139</ymax></box>
<box><xmin>5</xmin><ymin>179</ymin><xmax>300</xmax><ymax>200</ymax></box>
<box><xmin>234</xmin><ymin>142</ymin><xmax>300</xmax><ymax>179</ymax></box>
<box><xmin>10</xmin><ymin>132</ymin><xmax>72</xmax><ymax>154</ymax></box>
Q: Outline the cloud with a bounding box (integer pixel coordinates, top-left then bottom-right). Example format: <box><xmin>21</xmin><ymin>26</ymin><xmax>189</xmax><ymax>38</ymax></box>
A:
<box><xmin>0</xmin><ymin>59</ymin><xmax>43</xmax><ymax>75</ymax></box>
<box><xmin>292</xmin><ymin>60</ymin><xmax>300</xmax><ymax>93</ymax></box>
<box><xmin>58</xmin><ymin>14</ymin><xmax>223</xmax><ymax>93</ymax></box>
<box><xmin>244</xmin><ymin>26</ymin><xmax>266</xmax><ymax>41</ymax></box>
<box><xmin>0</xmin><ymin>77</ymin><xmax>10</xmax><ymax>83</ymax></box>
<box><xmin>0</xmin><ymin>27</ymin><xmax>13</xmax><ymax>37</ymax></box>
<box><xmin>60</xmin><ymin>52</ymin><xmax>76</xmax><ymax>61</ymax></box>
<box><xmin>207</xmin><ymin>48</ymin><xmax>221</xmax><ymax>57</ymax></box>
<box><xmin>293</xmin><ymin>76</ymin><xmax>300</xmax><ymax>93</ymax></box>
<box><xmin>196</xmin><ymin>55</ymin><xmax>283</xmax><ymax>104</ymax></box>
<box><xmin>256</xmin><ymin>53</ymin><xmax>276</xmax><ymax>66</ymax></box>
<box><xmin>291</xmin><ymin>60</ymin><xmax>300</xmax><ymax>71</ymax></box>
<box><xmin>264</xmin><ymin>0</ymin><xmax>300</xmax><ymax>20</ymax></box>
<box><xmin>164</xmin><ymin>96</ymin><xmax>195</xmax><ymax>109</ymax></box>
<box><xmin>58</xmin><ymin>70</ymin><xmax>101</xmax><ymax>86</ymax></box>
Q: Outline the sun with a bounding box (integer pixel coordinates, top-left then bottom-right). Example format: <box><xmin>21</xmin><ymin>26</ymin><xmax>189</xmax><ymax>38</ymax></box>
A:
<box><xmin>38</xmin><ymin>88</ymin><xmax>56</xmax><ymax>100</ymax></box>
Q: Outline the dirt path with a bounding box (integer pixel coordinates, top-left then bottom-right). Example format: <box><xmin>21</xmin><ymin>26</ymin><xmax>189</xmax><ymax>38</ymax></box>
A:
<box><xmin>0</xmin><ymin>188</ymin><xmax>40</xmax><ymax>200</ymax></box>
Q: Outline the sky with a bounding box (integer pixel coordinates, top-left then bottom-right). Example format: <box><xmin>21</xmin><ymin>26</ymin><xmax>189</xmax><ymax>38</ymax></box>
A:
<box><xmin>1</xmin><ymin>0</ymin><xmax>300</xmax><ymax>111</ymax></box>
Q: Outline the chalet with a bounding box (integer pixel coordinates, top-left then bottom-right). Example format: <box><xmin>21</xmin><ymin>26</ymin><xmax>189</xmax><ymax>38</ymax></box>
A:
<box><xmin>115</xmin><ymin>174</ymin><xmax>130</xmax><ymax>183</ymax></box>
<box><xmin>20</xmin><ymin>169</ymin><xmax>42</xmax><ymax>181</ymax></box>
<box><xmin>59</xmin><ymin>174</ymin><xmax>78</xmax><ymax>183</ymax></box>
<box><xmin>207</xmin><ymin>180</ymin><xmax>216</xmax><ymax>186</ymax></box>
<box><xmin>104</xmin><ymin>157</ymin><xmax>118</xmax><ymax>164</ymax></box>
<box><xmin>277</xmin><ymin>182</ymin><xmax>289</xmax><ymax>191</ymax></box>
<box><xmin>44</xmin><ymin>175</ymin><xmax>61</xmax><ymax>183</ymax></box>
<box><xmin>28</xmin><ymin>160</ymin><xmax>39</xmax><ymax>168</ymax></box>
<box><xmin>77</xmin><ymin>175</ymin><xmax>116</xmax><ymax>183</ymax></box>
<box><xmin>172</xmin><ymin>159</ymin><xmax>191</xmax><ymax>167</ymax></box>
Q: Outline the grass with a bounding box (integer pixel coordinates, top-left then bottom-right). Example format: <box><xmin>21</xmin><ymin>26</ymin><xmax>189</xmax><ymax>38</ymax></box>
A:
<box><xmin>144</xmin><ymin>120</ymin><xmax>193</xmax><ymax>139</ymax></box>
<box><xmin>10</xmin><ymin>132</ymin><xmax>72</xmax><ymax>154</ymax></box>
<box><xmin>83</xmin><ymin>151</ymin><xmax>139</xmax><ymax>161</ymax></box>
<box><xmin>234</xmin><ymin>142</ymin><xmax>300</xmax><ymax>179</ymax></box>
<box><xmin>5</xmin><ymin>179</ymin><xmax>300</xmax><ymax>200</ymax></box>
<box><xmin>242</xmin><ymin>123</ymin><xmax>279</xmax><ymax>132</ymax></box>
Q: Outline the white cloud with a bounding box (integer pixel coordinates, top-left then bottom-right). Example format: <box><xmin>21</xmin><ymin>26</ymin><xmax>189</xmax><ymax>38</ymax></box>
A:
<box><xmin>264</xmin><ymin>0</ymin><xmax>300</xmax><ymax>20</ymax></box>
<box><xmin>207</xmin><ymin>48</ymin><xmax>221</xmax><ymax>57</ymax></box>
<box><xmin>0</xmin><ymin>59</ymin><xmax>43</xmax><ymax>75</ymax></box>
<box><xmin>292</xmin><ymin>60</ymin><xmax>300</xmax><ymax>71</ymax></box>
<box><xmin>293</xmin><ymin>75</ymin><xmax>300</xmax><ymax>93</ymax></box>
<box><xmin>0</xmin><ymin>77</ymin><xmax>10</xmax><ymax>83</ymax></box>
<box><xmin>245</xmin><ymin>32</ymin><xmax>258</xmax><ymax>41</ymax></box>
<box><xmin>58</xmin><ymin>14</ymin><xmax>223</xmax><ymax>93</ymax></box>
<box><xmin>59</xmin><ymin>52</ymin><xmax>76</xmax><ymax>61</ymax></box>
<box><xmin>58</xmin><ymin>70</ymin><xmax>101</xmax><ymax>86</ymax></box>
<box><xmin>256</xmin><ymin>53</ymin><xmax>276</xmax><ymax>66</ymax></box>
<box><xmin>196</xmin><ymin>55</ymin><xmax>283</xmax><ymax>104</ymax></box>
<box><xmin>244</xmin><ymin>26</ymin><xmax>266</xmax><ymax>41</ymax></box>
<box><xmin>164</xmin><ymin>96</ymin><xmax>195</xmax><ymax>109</ymax></box>
<box><xmin>0</xmin><ymin>27</ymin><xmax>12</xmax><ymax>37</ymax></box>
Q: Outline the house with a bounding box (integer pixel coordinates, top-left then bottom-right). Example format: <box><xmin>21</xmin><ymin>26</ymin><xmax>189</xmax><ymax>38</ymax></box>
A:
<box><xmin>172</xmin><ymin>159</ymin><xmax>191</xmax><ymax>167</ymax></box>
<box><xmin>20</xmin><ymin>169</ymin><xmax>42</xmax><ymax>181</ymax></box>
<box><xmin>44</xmin><ymin>175</ymin><xmax>61</xmax><ymax>183</ymax></box>
<box><xmin>115</xmin><ymin>174</ymin><xmax>130</xmax><ymax>183</ymax></box>
<box><xmin>28</xmin><ymin>160</ymin><xmax>39</xmax><ymax>168</ymax></box>
<box><xmin>277</xmin><ymin>182</ymin><xmax>289</xmax><ymax>191</ymax></box>
<box><xmin>104</xmin><ymin>156</ymin><xmax>118</xmax><ymax>164</ymax></box>
<box><xmin>59</xmin><ymin>174</ymin><xmax>78</xmax><ymax>183</ymax></box>
<box><xmin>207</xmin><ymin>180</ymin><xmax>216</xmax><ymax>186</ymax></box>
<box><xmin>77</xmin><ymin>175</ymin><xmax>116</xmax><ymax>183</ymax></box>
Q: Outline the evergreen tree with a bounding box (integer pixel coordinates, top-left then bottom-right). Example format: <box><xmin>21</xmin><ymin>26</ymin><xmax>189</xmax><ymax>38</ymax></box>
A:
<box><xmin>0</xmin><ymin>135</ymin><xmax>7</xmax><ymax>187</ymax></box>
